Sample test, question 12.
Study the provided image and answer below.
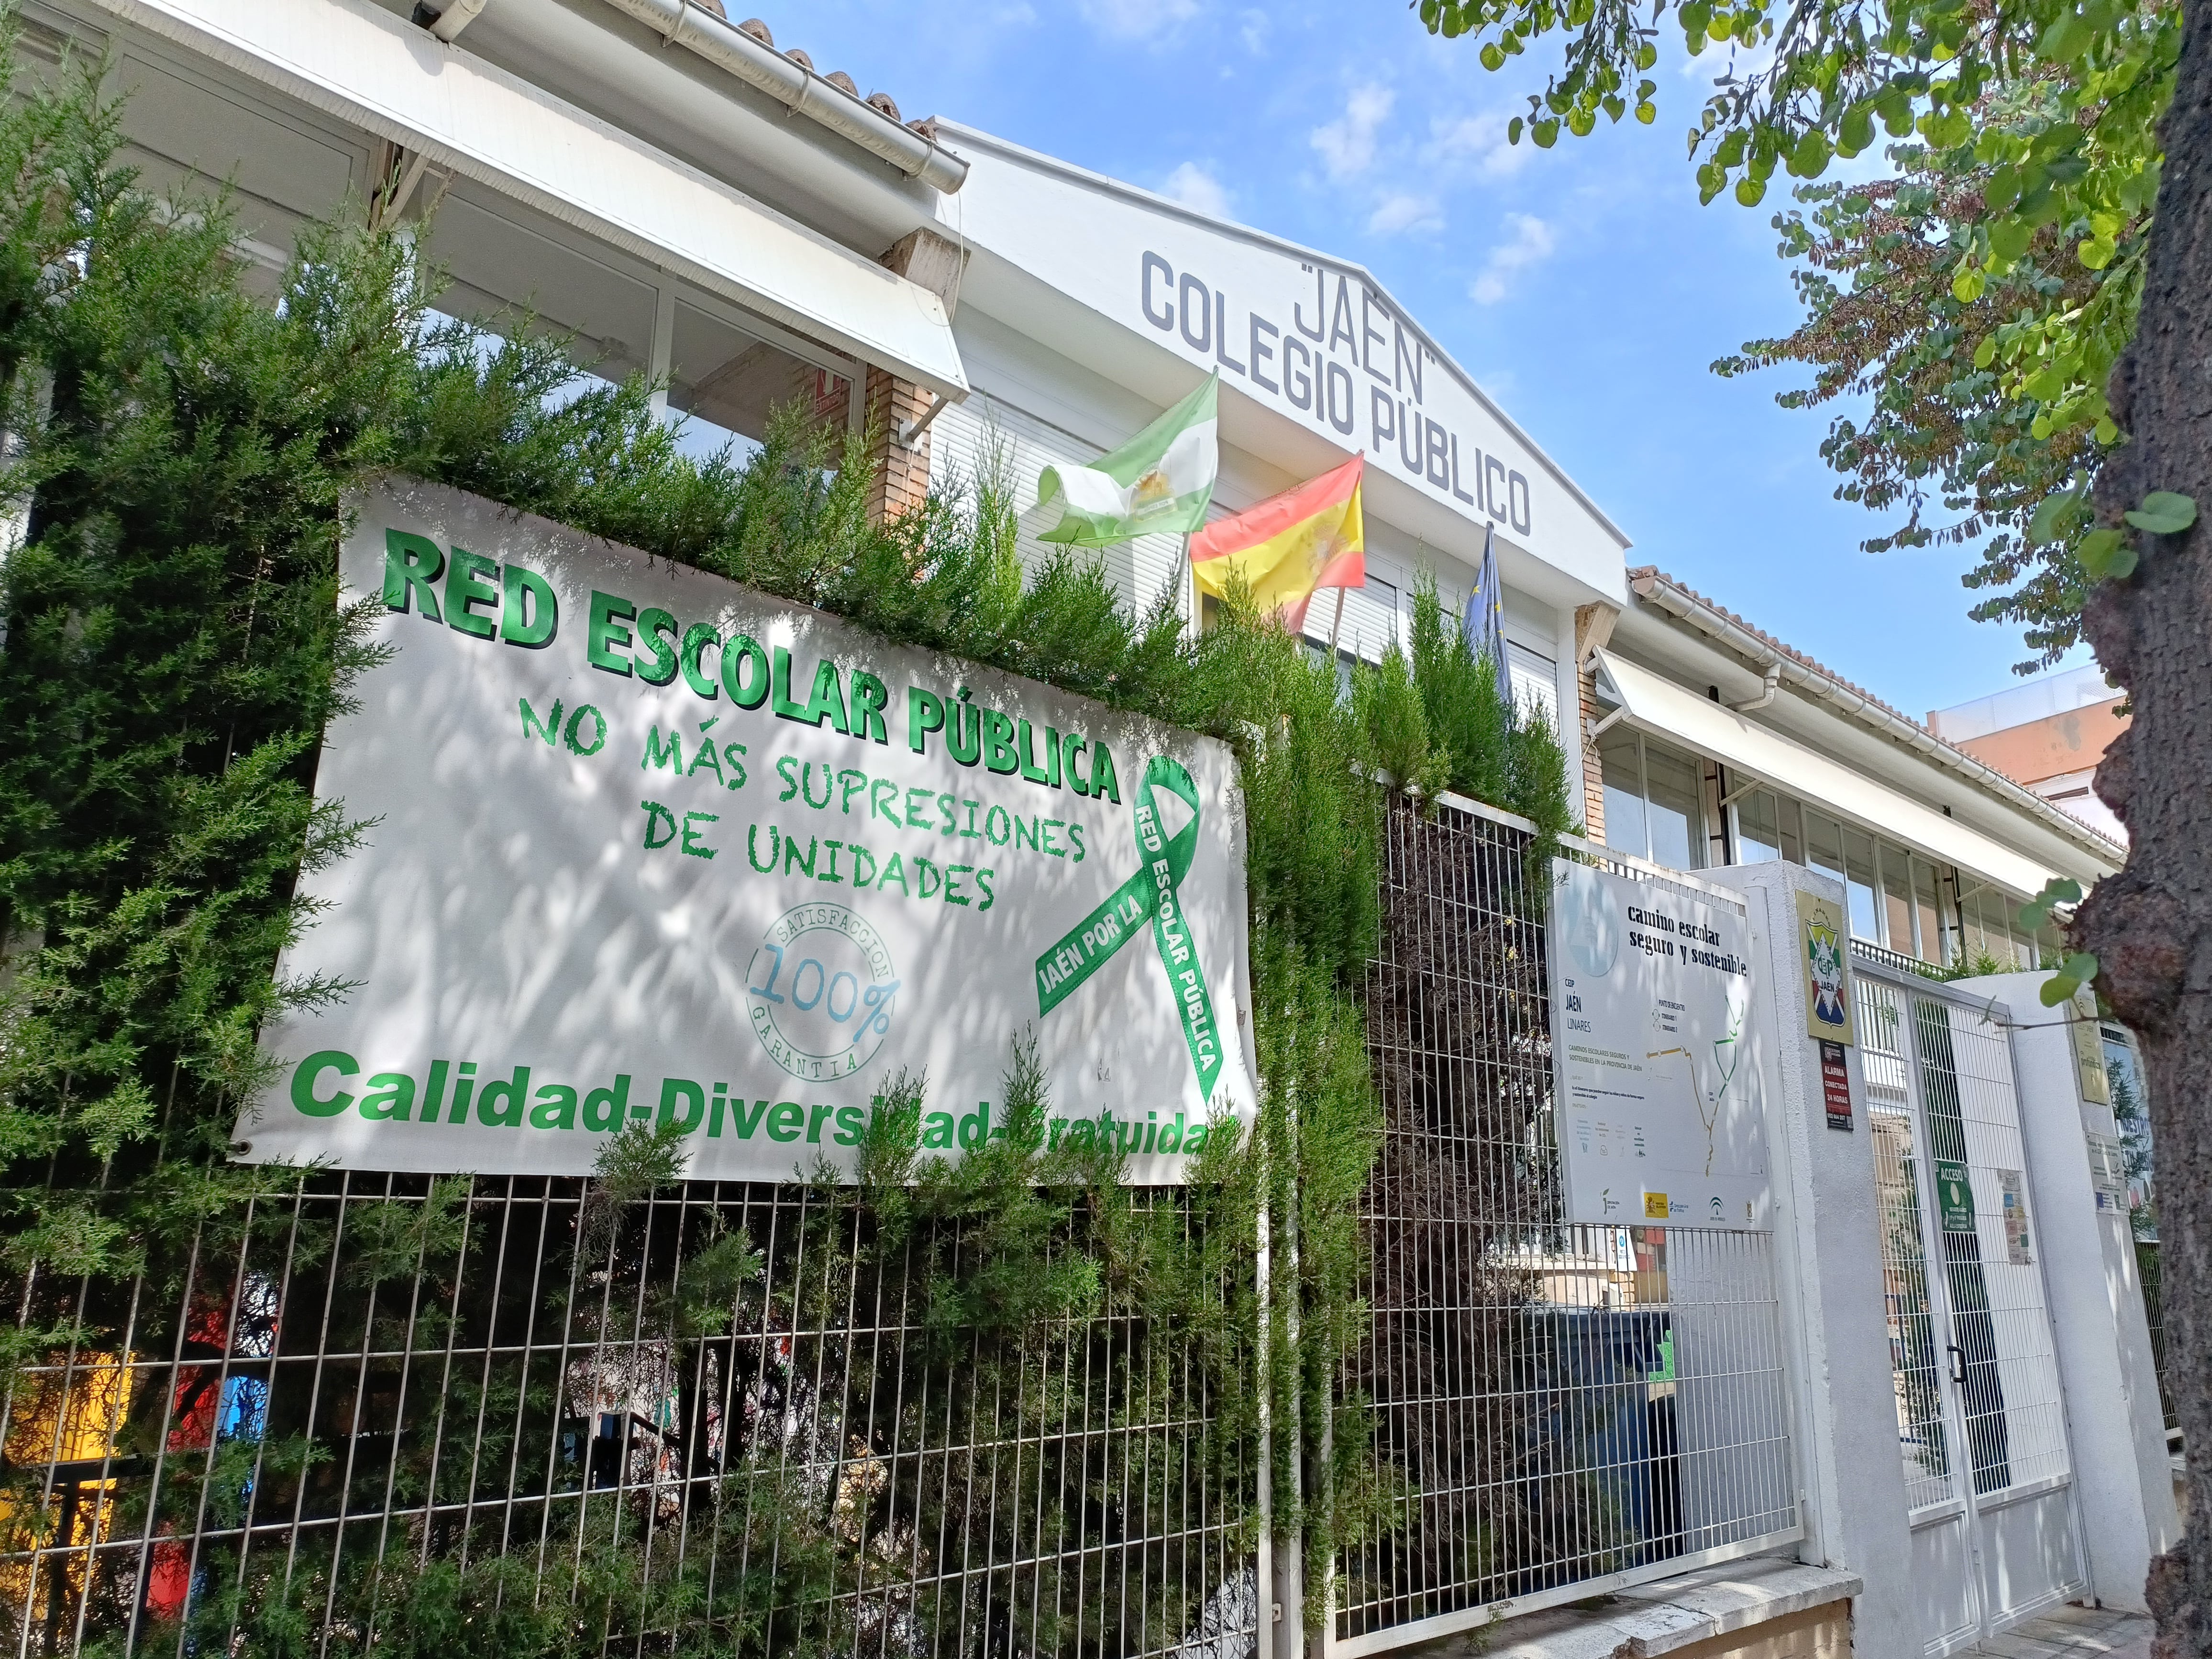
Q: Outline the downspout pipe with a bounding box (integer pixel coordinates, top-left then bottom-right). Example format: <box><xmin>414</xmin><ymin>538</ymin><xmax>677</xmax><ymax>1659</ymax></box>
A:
<box><xmin>1630</xmin><ymin>574</ymin><xmax>2124</xmax><ymax>866</ymax></box>
<box><xmin>593</xmin><ymin>0</ymin><xmax>969</xmax><ymax>193</ymax></box>
<box><xmin>1731</xmin><ymin>660</ymin><xmax>1781</xmax><ymax>712</ymax></box>
<box><xmin>425</xmin><ymin>0</ymin><xmax>492</xmax><ymax>41</ymax></box>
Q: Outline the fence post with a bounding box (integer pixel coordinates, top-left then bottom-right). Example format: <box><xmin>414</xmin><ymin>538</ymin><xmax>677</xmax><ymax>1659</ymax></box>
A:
<box><xmin>1953</xmin><ymin>971</ymin><xmax>2179</xmax><ymax>1610</ymax></box>
<box><xmin>1708</xmin><ymin>863</ymin><xmax>1918</xmax><ymax>1659</ymax></box>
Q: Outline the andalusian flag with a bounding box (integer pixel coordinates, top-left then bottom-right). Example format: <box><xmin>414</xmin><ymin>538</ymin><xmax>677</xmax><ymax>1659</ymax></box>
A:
<box><xmin>1037</xmin><ymin>373</ymin><xmax>1218</xmax><ymax>545</ymax></box>
<box><xmin>1189</xmin><ymin>454</ymin><xmax>1365</xmax><ymax>632</ymax></box>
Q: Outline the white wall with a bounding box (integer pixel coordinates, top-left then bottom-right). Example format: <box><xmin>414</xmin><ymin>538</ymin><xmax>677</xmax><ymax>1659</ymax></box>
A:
<box><xmin>1708</xmin><ymin>862</ymin><xmax>1920</xmax><ymax>1659</ymax></box>
<box><xmin>1951</xmin><ymin>971</ymin><xmax>2178</xmax><ymax>1612</ymax></box>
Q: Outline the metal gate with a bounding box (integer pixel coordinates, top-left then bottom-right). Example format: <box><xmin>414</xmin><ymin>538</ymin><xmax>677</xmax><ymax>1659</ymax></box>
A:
<box><xmin>1335</xmin><ymin>801</ymin><xmax>1801</xmax><ymax>1655</ymax></box>
<box><xmin>1856</xmin><ymin>956</ymin><xmax>2086</xmax><ymax>1656</ymax></box>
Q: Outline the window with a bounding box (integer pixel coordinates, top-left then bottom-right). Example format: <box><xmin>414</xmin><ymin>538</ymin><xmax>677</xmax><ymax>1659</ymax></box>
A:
<box><xmin>1507</xmin><ymin>640</ymin><xmax>1559</xmax><ymax>730</ymax></box>
<box><xmin>1803</xmin><ymin>808</ymin><xmax>1846</xmax><ymax>890</ymax></box>
<box><xmin>1913</xmin><ymin>859</ymin><xmax>1948</xmax><ymax>965</ymax></box>
<box><xmin>1644</xmin><ymin>742</ymin><xmax>1703</xmax><ymax>872</ymax></box>
<box><xmin>1733</xmin><ymin>786</ymin><xmax>1801</xmax><ymax>866</ymax></box>
<box><xmin>1879</xmin><ymin>844</ymin><xmax>1916</xmax><ymax>957</ymax></box>
<box><xmin>420</xmin><ymin>188</ymin><xmax>861</xmax><ymax>471</ymax></box>
<box><xmin>1841</xmin><ymin>824</ymin><xmax>1882</xmax><ymax>944</ymax></box>
<box><xmin>1599</xmin><ymin>726</ymin><xmax>1648</xmax><ymax>862</ymax></box>
<box><xmin>1960</xmin><ymin>889</ymin><xmax>2030</xmax><ymax>969</ymax></box>
<box><xmin>1597</xmin><ymin>728</ymin><xmax>1704</xmax><ymax>870</ymax></box>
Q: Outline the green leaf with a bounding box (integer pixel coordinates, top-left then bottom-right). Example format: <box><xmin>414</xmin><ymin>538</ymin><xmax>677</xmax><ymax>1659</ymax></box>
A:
<box><xmin>2124</xmin><ymin>491</ymin><xmax>2198</xmax><ymax>534</ymax></box>
<box><xmin>2026</xmin><ymin>488</ymin><xmax>2077</xmax><ymax>546</ymax></box>
<box><xmin>2060</xmin><ymin>951</ymin><xmax>2100</xmax><ymax>984</ymax></box>
<box><xmin>1987</xmin><ymin>213</ymin><xmax>2033</xmax><ymax>265</ymax></box>
<box><xmin>1735</xmin><ymin>176</ymin><xmax>1767</xmax><ymax>206</ymax></box>
<box><xmin>1508</xmin><ymin>115</ymin><xmax>1525</xmax><ymax>144</ymax></box>
<box><xmin>1481</xmin><ymin>41</ymin><xmax>1506</xmax><ymax>68</ymax></box>
<box><xmin>1951</xmin><ymin>266</ymin><xmax>1985</xmax><ymax>302</ymax></box>
<box><xmin>1791</xmin><ymin>129</ymin><xmax>1833</xmax><ymax>177</ymax></box>
<box><xmin>2079</xmin><ymin>237</ymin><xmax>2116</xmax><ymax>271</ymax></box>
<box><xmin>1839</xmin><ymin>105</ymin><xmax>1874</xmax><ymax>155</ymax></box>
<box><xmin>2040</xmin><ymin>975</ymin><xmax>2080</xmax><ymax>1006</ymax></box>
<box><xmin>2018</xmin><ymin>877</ymin><xmax>2084</xmax><ymax>931</ymax></box>
<box><xmin>1972</xmin><ymin>335</ymin><xmax>1997</xmax><ymax>370</ymax></box>
<box><xmin>2077</xmin><ymin>526</ymin><xmax>2137</xmax><ymax>580</ymax></box>
<box><xmin>1636</xmin><ymin>100</ymin><xmax>1657</xmax><ymax>124</ymax></box>
<box><xmin>2036</xmin><ymin>10</ymin><xmax>2096</xmax><ymax>61</ymax></box>
<box><xmin>1532</xmin><ymin>118</ymin><xmax>1561</xmax><ymax>148</ymax></box>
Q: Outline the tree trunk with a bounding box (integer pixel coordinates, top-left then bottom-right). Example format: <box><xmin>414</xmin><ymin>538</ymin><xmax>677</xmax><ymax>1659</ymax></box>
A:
<box><xmin>2078</xmin><ymin>0</ymin><xmax>2212</xmax><ymax>1648</ymax></box>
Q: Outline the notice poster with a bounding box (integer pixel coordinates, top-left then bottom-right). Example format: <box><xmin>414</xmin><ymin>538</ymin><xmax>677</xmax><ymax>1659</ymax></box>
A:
<box><xmin>2000</xmin><ymin>1169</ymin><xmax>2034</xmax><ymax>1264</ymax></box>
<box><xmin>1549</xmin><ymin>863</ymin><xmax>1771</xmax><ymax>1230</ymax></box>
<box><xmin>232</xmin><ymin>479</ymin><xmax>1259</xmax><ymax>1181</ymax></box>
<box><xmin>1819</xmin><ymin>1040</ymin><xmax>1854</xmax><ymax>1132</ymax></box>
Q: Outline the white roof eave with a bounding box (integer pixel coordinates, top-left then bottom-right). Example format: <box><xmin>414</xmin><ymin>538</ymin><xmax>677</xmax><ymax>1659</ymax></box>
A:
<box><xmin>87</xmin><ymin>0</ymin><xmax>970</xmax><ymax>398</ymax></box>
<box><xmin>1595</xmin><ymin>648</ymin><xmax>2075</xmax><ymax>900</ymax></box>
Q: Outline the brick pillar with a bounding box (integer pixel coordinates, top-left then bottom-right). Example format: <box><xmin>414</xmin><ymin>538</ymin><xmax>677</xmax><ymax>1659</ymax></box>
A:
<box><xmin>784</xmin><ymin>361</ymin><xmax>851</xmax><ymax>439</ymax></box>
<box><xmin>865</xmin><ymin>368</ymin><xmax>933</xmax><ymax>524</ymax></box>
<box><xmin>1574</xmin><ymin>602</ymin><xmax>1618</xmax><ymax>845</ymax></box>
<box><xmin>864</xmin><ymin>226</ymin><xmax>968</xmax><ymax>527</ymax></box>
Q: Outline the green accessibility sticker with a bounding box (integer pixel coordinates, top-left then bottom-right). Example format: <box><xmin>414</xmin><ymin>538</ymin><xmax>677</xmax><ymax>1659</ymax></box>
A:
<box><xmin>1935</xmin><ymin>1160</ymin><xmax>1976</xmax><ymax>1233</ymax></box>
<box><xmin>1034</xmin><ymin>755</ymin><xmax>1223</xmax><ymax>1104</ymax></box>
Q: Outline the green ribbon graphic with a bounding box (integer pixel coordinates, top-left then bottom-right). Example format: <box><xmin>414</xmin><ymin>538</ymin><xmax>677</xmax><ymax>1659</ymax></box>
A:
<box><xmin>1034</xmin><ymin>755</ymin><xmax>1224</xmax><ymax>1104</ymax></box>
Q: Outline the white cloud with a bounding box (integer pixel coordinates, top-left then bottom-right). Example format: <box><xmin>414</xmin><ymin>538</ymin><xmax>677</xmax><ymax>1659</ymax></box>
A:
<box><xmin>1077</xmin><ymin>0</ymin><xmax>1200</xmax><ymax>41</ymax></box>
<box><xmin>1470</xmin><ymin>213</ymin><xmax>1556</xmax><ymax>304</ymax></box>
<box><xmin>992</xmin><ymin>0</ymin><xmax>1037</xmax><ymax>19</ymax></box>
<box><xmin>1427</xmin><ymin>111</ymin><xmax>1530</xmax><ymax>180</ymax></box>
<box><xmin>1238</xmin><ymin>8</ymin><xmax>1270</xmax><ymax>51</ymax></box>
<box><xmin>1368</xmin><ymin>192</ymin><xmax>1444</xmax><ymax>235</ymax></box>
<box><xmin>1311</xmin><ymin>83</ymin><xmax>1394</xmax><ymax>179</ymax></box>
<box><xmin>1162</xmin><ymin>161</ymin><xmax>1233</xmax><ymax>219</ymax></box>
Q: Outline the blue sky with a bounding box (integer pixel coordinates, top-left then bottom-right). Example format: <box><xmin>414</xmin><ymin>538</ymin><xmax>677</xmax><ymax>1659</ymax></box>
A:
<box><xmin>776</xmin><ymin>0</ymin><xmax>2080</xmax><ymax>720</ymax></box>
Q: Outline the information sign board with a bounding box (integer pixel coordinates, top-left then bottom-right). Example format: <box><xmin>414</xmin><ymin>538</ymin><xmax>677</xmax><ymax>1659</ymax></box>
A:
<box><xmin>232</xmin><ymin>480</ymin><xmax>1258</xmax><ymax>1181</ymax></box>
<box><xmin>1549</xmin><ymin>863</ymin><xmax>1771</xmax><ymax>1229</ymax></box>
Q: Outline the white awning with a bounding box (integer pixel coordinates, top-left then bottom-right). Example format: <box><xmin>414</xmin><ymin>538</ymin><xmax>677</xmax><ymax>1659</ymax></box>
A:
<box><xmin>89</xmin><ymin>0</ymin><xmax>971</xmax><ymax>399</ymax></box>
<box><xmin>1594</xmin><ymin>650</ymin><xmax>2059</xmax><ymax>899</ymax></box>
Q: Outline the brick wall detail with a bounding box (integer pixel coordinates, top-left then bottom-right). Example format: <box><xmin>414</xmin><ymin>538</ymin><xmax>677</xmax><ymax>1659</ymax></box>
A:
<box><xmin>864</xmin><ymin>368</ymin><xmax>933</xmax><ymax>524</ymax></box>
<box><xmin>1573</xmin><ymin>602</ymin><xmax>1617</xmax><ymax>844</ymax></box>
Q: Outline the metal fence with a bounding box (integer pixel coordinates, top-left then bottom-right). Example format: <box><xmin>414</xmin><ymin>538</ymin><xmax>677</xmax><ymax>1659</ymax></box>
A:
<box><xmin>5</xmin><ymin>798</ymin><xmax>1813</xmax><ymax>1659</ymax></box>
<box><xmin>1336</xmin><ymin>800</ymin><xmax>1799</xmax><ymax>1656</ymax></box>
<box><xmin>2138</xmin><ymin>1243</ymin><xmax>2177</xmax><ymax>1435</ymax></box>
<box><xmin>0</xmin><ymin>1173</ymin><xmax>1260</xmax><ymax>1658</ymax></box>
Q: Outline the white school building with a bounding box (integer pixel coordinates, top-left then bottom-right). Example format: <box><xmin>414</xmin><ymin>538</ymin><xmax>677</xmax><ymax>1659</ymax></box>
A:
<box><xmin>11</xmin><ymin>0</ymin><xmax>2171</xmax><ymax>1654</ymax></box>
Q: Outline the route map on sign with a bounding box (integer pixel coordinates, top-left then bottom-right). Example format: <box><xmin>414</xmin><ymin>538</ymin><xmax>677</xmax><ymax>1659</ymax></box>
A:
<box><xmin>1549</xmin><ymin>863</ymin><xmax>1771</xmax><ymax>1231</ymax></box>
<box><xmin>1646</xmin><ymin>994</ymin><xmax>1747</xmax><ymax>1177</ymax></box>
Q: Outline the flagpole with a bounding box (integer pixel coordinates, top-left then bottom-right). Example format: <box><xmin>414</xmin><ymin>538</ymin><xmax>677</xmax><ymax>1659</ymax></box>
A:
<box><xmin>1183</xmin><ymin>532</ymin><xmax>1197</xmax><ymax>639</ymax></box>
<box><xmin>1324</xmin><ymin>584</ymin><xmax>1348</xmax><ymax>661</ymax></box>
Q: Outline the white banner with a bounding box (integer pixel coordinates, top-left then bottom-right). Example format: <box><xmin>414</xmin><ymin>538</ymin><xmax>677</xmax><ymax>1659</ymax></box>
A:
<box><xmin>234</xmin><ymin>479</ymin><xmax>1258</xmax><ymax>1181</ymax></box>
<box><xmin>1548</xmin><ymin>863</ymin><xmax>1771</xmax><ymax>1230</ymax></box>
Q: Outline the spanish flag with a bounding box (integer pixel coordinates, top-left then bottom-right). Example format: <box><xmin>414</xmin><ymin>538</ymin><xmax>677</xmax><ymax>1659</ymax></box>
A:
<box><xmin>1189</xmin><ymin>455</ymin><xmax>1365</xmax><ymax>632</ymax></box>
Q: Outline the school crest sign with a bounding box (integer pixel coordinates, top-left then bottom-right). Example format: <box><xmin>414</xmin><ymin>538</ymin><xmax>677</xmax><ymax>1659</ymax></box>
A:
<box><xmin>233</xmin><ymin>480</ymin><xmax>1258</xmax><ymax>1182</ymax></box>
<box><xmin>1795</xmin><ymin>890</ymin><xmax>1855</xmax><ymax>1047</ymax></box>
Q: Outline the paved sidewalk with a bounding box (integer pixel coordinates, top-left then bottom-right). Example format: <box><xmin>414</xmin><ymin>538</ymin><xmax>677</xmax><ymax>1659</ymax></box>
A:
<box><xmin>1974</xmin><ymin>1605</ymin><xmax>2153</xmax><ymax>1659</ymax></box>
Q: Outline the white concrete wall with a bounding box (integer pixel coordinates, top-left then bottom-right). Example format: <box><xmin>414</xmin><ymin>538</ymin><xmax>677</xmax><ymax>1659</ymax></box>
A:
<box><xmin>1708</xmin><ymin>862</ymin><xmax>1919</xmax><ymax>1659</ymax></box>
<box><xmin>1952</xmin><ymin>971</ymin><xmax>2178</xmax><ymax>1612</ymax></box>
